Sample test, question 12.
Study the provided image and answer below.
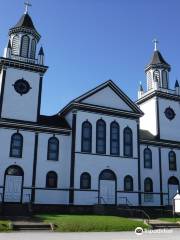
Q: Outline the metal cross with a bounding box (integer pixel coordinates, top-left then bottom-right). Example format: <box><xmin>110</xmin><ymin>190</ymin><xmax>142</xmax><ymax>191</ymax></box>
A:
<box><xmin>153</xmin><ymin>39</ymin><xmax>158</xmax><ymax>51</ymax></box>
<box><xmin>24</xmin><ymin>1</ymin><xmax>32</xmax><ymax>14</ymax></box>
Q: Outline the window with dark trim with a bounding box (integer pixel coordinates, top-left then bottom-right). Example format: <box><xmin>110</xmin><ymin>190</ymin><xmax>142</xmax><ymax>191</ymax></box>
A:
<box><xmin>144</xmin><ymin>178</ymin><xmax>153</xmax><ymax>192</ymax></box>
<box><xmin>124</xmin><ymin>175</ymin><xmax>133</xmax><ymax>191</ymax></box>
<box><xmin>20</xmin><ymin>35</ymin><xmax>30</xmax><ymax>58</ymax></box>
<box><xmin>30</xmin><ymin>39</ymin><xmax>36</xmax><ymax>59</ymax></box>
<box><xmin>12</xmin><ymin>35</ymin><xmax>19</xmax><ymax>55</ymax></box>
<box><xmin>110</xmin><ymin>121</ymin><xmax>120</xmax><ymax>155</ymax></box>
<box><xmin>169</xmin><ymin>151</ymin><xmax>176</xmax><ymax>171</ymax></box>
<box><xmin>47</xmin><ymin>137</ymin><xmax>59</xmax><ymax>161</ymax></box>
<box><xmin>144</xmin><ymin>148</ymin><xmax>152</xmax><ymax>168</ymax></box>
<box><xmin>81</xmin><ymin>121</ymin><xmax>92</xmax><ymax>153</ymax></box>
<box><xmin>10</xmin><ymin>133</ymin><xmax>23</xmax><ymax>158</ymax></box>
<box><xmin>46</xmin><ymin>171</ymin><xmax>57</xmax><ymax>188</ymax></box>
<box><xmin>123</xmin><ymin>127</ymin><xmax>133</xmax><ymax>157</ymax></box>
<box><xmin>80</xmin><ymin>172</ymin><xmax>91</xmax><ymax>189</ymax></box>
<box><xmin>96</xmin><ymin>119</ymin><xmax>106</xmax><ymax>154</ymax></box>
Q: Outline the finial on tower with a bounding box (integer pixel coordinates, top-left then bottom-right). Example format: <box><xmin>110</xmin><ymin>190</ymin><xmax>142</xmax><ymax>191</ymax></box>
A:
<box><xmin>24</xmin><ymin>1</ymin><xmax>32</xmax><ymax>14</ymax></box>
<box><xmin>153</xmin><ymin>39</ymin><xmax>158</xmax><ymax>51</ymax></box>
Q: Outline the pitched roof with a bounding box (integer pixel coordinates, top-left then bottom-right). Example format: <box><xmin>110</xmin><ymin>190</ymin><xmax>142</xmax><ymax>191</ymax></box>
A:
<box><xmin>9</xmin><ymin>13</ymin><xmax>40</xmax><ymax>40</ymax></box>
<box><xmin>150</xmin><ymin>50</ymin><xmax>169</xmax><ymax>66</ymax></box>
<box><xmin>39</xmin><ymin>115</ymin><xmax>71</xmax><ymax>129</ymax></box>
<box><xmin>12</xmin><ymin>13</ymin><xmax>36</xmax><ymax>30</ymax></box>
<box><xmin>59</xmin><ymin>80</ymin><xmax>143</xmax><ymax>116</ymax></box>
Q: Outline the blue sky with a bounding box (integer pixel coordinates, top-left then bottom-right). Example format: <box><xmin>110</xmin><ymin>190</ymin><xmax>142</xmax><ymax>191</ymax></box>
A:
<box><xmin>0</xmin><ymin>0</ymin><xmax>180</xmax><ymax>115</ymax></box>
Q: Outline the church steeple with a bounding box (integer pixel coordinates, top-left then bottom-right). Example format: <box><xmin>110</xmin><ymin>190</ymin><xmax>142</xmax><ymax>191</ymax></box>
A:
<box><xmin>145</xmin><ymin>40</ymin><xmax>171</xmax><ymax>91</ymax></box>
<box><xmin>3</xmin><ymin>2</ymin><xmax>44</xmax><ymax>65</ymax></box>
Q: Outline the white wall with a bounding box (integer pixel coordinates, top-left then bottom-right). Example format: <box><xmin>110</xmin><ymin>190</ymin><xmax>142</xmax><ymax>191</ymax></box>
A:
<box><xmin>139</xmin><ymin>98</ymin><xmax>158</xmax><ymax>136</ymax></box>
<box><xmin>159</xmin><ymin>98</ymin><xmax>180</xmax><ymax>141</ymax></box>
<box><xmin>1</xmin><ymin>67</ymin><xmax>40</xmax><ymax>122</ymax></box>
<box><xmin>82</xmin><ymin>86</ymin><xmax>132</xmax><ymax>111</ymax></box>
<box><xmin>35</xmin><ymin>133</ymin><xmax>71</xmax><ymax>204</ymax></box>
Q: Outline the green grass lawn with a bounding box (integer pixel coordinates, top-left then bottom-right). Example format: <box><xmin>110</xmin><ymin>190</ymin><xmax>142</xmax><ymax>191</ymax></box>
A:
<box><xmin>36</xmin><ymin>214</ymin><xmax>148</xmax><ymax>232</ymax></box>
<box><xmin>0</xmin><ymin>220</ymin><xmax>11</xmax><ymax>232</ymax></box>
<box><xmin>160</xmin><ymin>217</ymin><xmax>180</xmax><ymax>223</ymax></box>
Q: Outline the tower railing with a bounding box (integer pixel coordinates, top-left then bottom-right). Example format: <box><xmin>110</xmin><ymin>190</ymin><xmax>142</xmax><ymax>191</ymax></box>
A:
<box><xmin>10</xmin><ymin>54</ymin><xmax>38</xmax><ymax>64</ymax></box>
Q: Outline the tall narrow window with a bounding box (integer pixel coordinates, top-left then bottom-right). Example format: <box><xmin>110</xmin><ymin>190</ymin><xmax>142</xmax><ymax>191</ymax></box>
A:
<box><xmin>110</xmin><ymin>121</ymin><xmax>120</xmax><ymax>155</ymax></box>
<box><xmin>10</xmin><ymin>133</ymin><xmax>23</xmax><ymax>158</ymax></box>
<box><xmin>47</xmin><ymin>137</ymin><xmax>59</xmax><ymax>161</ymax></box>
<box><xmin>169</xmin><ymin>151</ymin><xmax>176</xmax><ymax>171</ymax></box>
<box><xmin>20</xmin><ymin>35</ymin><xmax>30</xmax><ymax>58</ymax></box>
<box><xmin>124</xmin><ymin>175</ymin><xmax>133</xmax><ymax>191</ymax></box>
<box><xmin>12</xmin><ymin>35</ymin><xmax>19</xmax><ymax>55</ymax></box>
<box><xmin>124</xmin><ymin>127</ymin><xmax>133</xmax><ymax>157</ymax></box>
<box><xmin>162</xmin><ymin>70</ymin><xmax>168</xmax><ymax>89</ymax></box>
<box><xmin>30</xmin><ymin>39</ymin><xmax>36</xmax><ymax>59</ymax></box>
<box><xmin>96</xmin><ymin>119</ymin><xmax>106</xmax><ymax>154</ymax></box>
<box><xmin>144</xmin><ymin>177</ymin><xmax>153</xmax><ymax>202</ymax></box>
<box><xmin>153</xmin><ymin>70</ymin><xmax>160</xmax><ymax>82</ymax></box>
<box><xmin>144</xmin><ymin>148</ymin><xmax>152</xmax><ymax>168</ymax></box>
<box><xmin>81</xmin><ymin>121</ymin><xmax>92</xmax><ymax>153</ymax></box>
<box><xmin>144</xmin><ymin>178</ymin><xmax>153</xmax><ymax>192</ymax></box>
<box><xmin>46</xmin><ymin>171</ymin><xmax>57</xmax><ymax>188</ymax></box>
<box><xmin>80</xmin><ymin>172</ymin><xmax>91</xmax><ymax>189</ymax></box>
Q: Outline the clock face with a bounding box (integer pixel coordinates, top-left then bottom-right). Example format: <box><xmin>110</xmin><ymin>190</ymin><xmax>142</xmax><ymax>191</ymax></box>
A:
<box><xmin>13</xmin><ymin>79</ymin><xmax>31</xmax><ymax>95</ymax></box>
<box><xmin>164</xmin><ymin>107</ymin><xmax>176</xmax><ymax>120</ymax></box>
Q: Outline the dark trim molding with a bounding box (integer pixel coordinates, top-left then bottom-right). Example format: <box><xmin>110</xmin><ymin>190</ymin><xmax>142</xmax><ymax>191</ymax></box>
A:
<box><xmin>0</xmin><ymin>120</ymin><xmax>71</xmax><ymax>135</ymax></box>
<box><xmin>36</xmin><ymin>75</ymin><xmax>43</xmax><ymax>121</ymax></box>
<box><xmin>69</xmin><ymin>112</ymin><xmax>77</xmax><ymax>204</ymax></box>
<box><xmin>0</xmin><ymin>69</ymin><xmax>7</xmax><ymax>117</ymax></box>
<box><xmin>137</xmin><ymin>121</ymin><xmax>141</xmax><ymax>205</ymax></box>
<box><xmin>156</xmin><ymin>97</ymin><xmax>160</xmax><ymax>138</ymax></box>
<box><xmin>0</xmin><ymin>57</ymin><xmax>48</xmax><ymax>74</ymax></box>
<box><xmin>158</xmin><ymin>147</ymin><xmax>163</xmax><ymax>205</ymax></box>
<box><xmin>75</xmin><ymin>151</ymin><xmax>138</xmax><ymax>159</ymax></box>
<box><xmin>31</xmin><ymin>132</ymin><xmax>39</xmax><ymax>202</ymax></box>
<box><xmin>140</xmin><ymin>139</ymin><xmax>180</xmax><ymax>148</ymax></box>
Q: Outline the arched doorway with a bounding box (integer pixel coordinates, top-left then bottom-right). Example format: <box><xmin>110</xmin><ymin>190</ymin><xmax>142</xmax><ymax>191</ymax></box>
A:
<box><xmin>168</xmin><ymin>176</ymin><xmax>179</xmax><ymax>205</ymax></box>
<box><xmin>99</xmin><ymin>169</ymin><xmax>116</xmax><ymax>205</ymax></box>
<box><xmin>3</xmin><ymin>165</ymin><xmax>24</xmax><ymax>203</ymax></box>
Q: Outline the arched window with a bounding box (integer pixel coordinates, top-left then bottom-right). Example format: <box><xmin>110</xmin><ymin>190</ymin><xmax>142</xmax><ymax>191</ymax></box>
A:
<box><xmin>96</xmin><ymin>119</ymin><xmax>106</xmax><ymax>154</ymax></box>
<box><xmin>147</xmin><ymin>72</ymin><xmax>152</xmax><ymax>90</ymax></box>
<box><xmin>46</xmin><ymin>171</ymin><xmax>57</xmax><ymax>188</ymax></box>
<box><xmin>20</xmin><ymin>35</ymin><xmax>30</xmax><ymax>58</ymax></box>
<box><xmin>110</xmin><ymin>121</ymin><xmax>120</xmax><ymax>155</ymax></box>
<box><xmin>169</xmin><ymin>151</ymin><xmax>176</xmax><ymax>171</ymax></box>
<box><xmin>144</xmin><ymin>178</ymin><xmax>153</xmax><ymax>192</ymax></box>
<box><xmin>81</xmin><ymin>121</ymin><xmax>92</xmax><ymax>153</ymax></box>
<box><xmin>168</xmin><ymin>176</ymin><xmax>179</xmax><ymax>185</ymax></box>
<box><xmin>6</xmin><ymin>165</ymin><xmax>23</xmax><ymax>176</ymax></box>
<box><xmin>99</xmin><ymin>169</ymin><xmax>116</xmax><ymax>181</ymax></box>
<box><xmin>162</xmin><ymin>70</ymin><xmax>168</xmax><ymax>88</ymax></box>
<box><xmin>47</xmin><ymin>137</ymin><xmax>59</xmax><ymax>161</ymax></box>
<box><xmin>12</xmin><ymin>35</ymin><xmax>20</xmax><ymax>55</ymax></box>
<box><xmin>80</xmin><ymin>172</ymin><xmax>91</xmax><ymax>189</ymax></box>
<box><xmin>153</xmin><ymin>70</ymin><xmax>160</xmax><ymax>82</ymax></box>
<box><xmin>10</xmin><ymin>133</ymin><xmax>23</xmax><ymax>158</ymax></box>
<box><xmin>124</xmin><ymin>175</ymin><xmax>133</xmax><ymax>191</ymax></box>
<box><xmin>30</xmin><ymin>39</ymin><xmax>36</xmax><ymax>59</ymax></box>
<box><xmin>144</xmin><ymin>148</ymin><xmax>152</xmax><ymax>168</ymax></box>
<box><xmin>123</xmin><ymin>127</ymin><xmax>133</xmax><ymax>157</ymax></box>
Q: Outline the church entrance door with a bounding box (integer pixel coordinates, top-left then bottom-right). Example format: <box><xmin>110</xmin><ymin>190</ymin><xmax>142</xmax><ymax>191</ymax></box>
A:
<box><xmin>3</xmin><ymin>166</ymin><xmax>23</xmax><ymax>203</ymax></box>
<box><xmin>99</xmin><ymin>169</ymin><xmax>116</xmax><ymax>205</ymax></box>
<box><xmin>168</xmin><ymin>177</ymin><xmax>179</xmax><ymax>205</ymax></box>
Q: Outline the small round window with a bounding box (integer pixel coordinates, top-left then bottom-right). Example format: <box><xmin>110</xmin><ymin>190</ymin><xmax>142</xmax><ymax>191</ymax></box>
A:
<box><xmin>164</xmin><ymin>107</ymin><xmax>175</xmax><ymax>120</ymax></box>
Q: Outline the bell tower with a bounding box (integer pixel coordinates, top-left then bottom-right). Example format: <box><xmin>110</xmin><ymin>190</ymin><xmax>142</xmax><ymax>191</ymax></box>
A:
<box><xmin>145</xmin><ymin>39</ymin><xmax>171</xmax><ymax>92</ymax></box>
<box><xmin>0</xmin><ymin>2</ymin><xmax>47</xmax><ymax>122</ymax></box>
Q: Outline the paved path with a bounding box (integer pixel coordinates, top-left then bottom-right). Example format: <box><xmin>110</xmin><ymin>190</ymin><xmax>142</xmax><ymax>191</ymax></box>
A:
<box><xmin>0</xmin><ymin>230</ymin><xmax>180</xmax><ymax>240</ymax></box>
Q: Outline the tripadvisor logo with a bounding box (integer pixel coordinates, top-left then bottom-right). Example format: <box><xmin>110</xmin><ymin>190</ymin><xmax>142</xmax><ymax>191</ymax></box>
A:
<box><xmin>135</xmin><ymin>227</ymin><xmax>144</xmax><ymax>235</ymax></box>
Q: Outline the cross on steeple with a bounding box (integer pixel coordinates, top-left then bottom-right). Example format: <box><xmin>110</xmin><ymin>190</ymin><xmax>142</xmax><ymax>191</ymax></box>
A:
<box><xmin>153</xmin><ymin>39</ymin><xmax>158</xmax><ymax>51</ymax></box>
<box><xmin>24</xmin><ymin>1</ymin><xmax>32</xmax><ymax>14</ymax></box>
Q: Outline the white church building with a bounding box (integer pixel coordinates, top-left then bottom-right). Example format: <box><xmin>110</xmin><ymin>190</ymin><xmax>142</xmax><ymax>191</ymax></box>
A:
<box><xmin>0</xmin><ymin>7</ymin><xmax>179</xmax><ymax>208</ymax></box>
